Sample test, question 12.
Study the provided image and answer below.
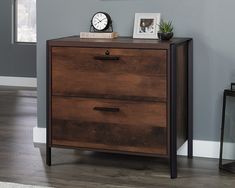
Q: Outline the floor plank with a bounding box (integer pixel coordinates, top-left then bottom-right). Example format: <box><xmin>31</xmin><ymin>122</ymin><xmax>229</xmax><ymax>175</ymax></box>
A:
<box><xmin>0</xmin><ymin>86</ymin><xmax>234</xmax><ymax>188</ymax></box>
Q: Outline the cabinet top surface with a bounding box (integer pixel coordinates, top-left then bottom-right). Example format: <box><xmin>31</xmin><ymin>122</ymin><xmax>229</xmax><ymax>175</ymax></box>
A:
<box><xmin>47</xmin><ymin>36</ymin><xmax>192</xmax><ymax>49</ymax></box>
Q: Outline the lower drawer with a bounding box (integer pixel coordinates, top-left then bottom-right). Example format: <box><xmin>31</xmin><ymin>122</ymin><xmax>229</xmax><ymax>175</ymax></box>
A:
<box><xmin>51</xmin><ymin>97</ymin><xmax>168</xmax><ymax>155</ymax></box>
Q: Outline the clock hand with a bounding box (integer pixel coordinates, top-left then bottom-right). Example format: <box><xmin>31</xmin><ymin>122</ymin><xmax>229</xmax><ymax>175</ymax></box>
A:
<box><xmin>95</xmin><ymin>18</ymin><xmax>102</xmax><ymax>23</ymax></box>
<box><xmin>96</xmin><ymin>18</ymin><xmax>106</xmax><ymax>24</ymax></box>
<box><xmin>100</xmin><ymin>18</ymin><xmax>107</xmax><ymax>22</ymax></box>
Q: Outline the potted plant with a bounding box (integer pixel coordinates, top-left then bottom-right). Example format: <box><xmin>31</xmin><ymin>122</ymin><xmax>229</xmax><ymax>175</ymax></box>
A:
<box><xmin>158</xmin><ymin>19</ymin><xmax>174</xmax><ymax>40</ymax></box>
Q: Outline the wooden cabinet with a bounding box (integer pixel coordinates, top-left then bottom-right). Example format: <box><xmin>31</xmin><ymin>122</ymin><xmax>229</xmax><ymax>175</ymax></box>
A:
<box><xmin>46</xmin><ymin>36</ymin><xmax>193</xmax><ymax>179</ymax></box>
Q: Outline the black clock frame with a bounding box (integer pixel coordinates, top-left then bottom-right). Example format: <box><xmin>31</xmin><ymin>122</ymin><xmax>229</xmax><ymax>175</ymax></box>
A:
<box><xmin>90</xmin><ymin>12</ymin><xmax>113</xmax><ymax>33</ymax></box>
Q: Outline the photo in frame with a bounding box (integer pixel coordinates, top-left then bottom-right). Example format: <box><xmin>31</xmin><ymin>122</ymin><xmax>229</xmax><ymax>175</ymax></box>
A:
<box><xmin>133</xmin><ymin>13</ymin><xmax>161</xmax><ymax>39</ymax></box>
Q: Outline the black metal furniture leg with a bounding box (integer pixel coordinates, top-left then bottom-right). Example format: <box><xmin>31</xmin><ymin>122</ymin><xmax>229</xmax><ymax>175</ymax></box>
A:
<box><xmin>170</xmin><ymin>106</ymin><xmax>177</xmax><ymax>179</ymax></box>
<box><xmin>46</xmin><ymin>41</ymin><xmax>52</xmax><ymax>167</ymax></box>
<box><xmin>170</xmin><ymin>147</ymin><xmax>177</xmax><ymax>179</ymax></box>
<box><xmin>46</xmin><ymin>146</ymin><xmax>51</xmax><ymax>166</ymax></box>
<box><xmin>219</xmin><ymin>92</ymin><xmax>227</xmax><ymax>169</ymax></box>
<box><xmin>188</xmin><ymin>142</ymin><xmax>193</xmax><ymax>158</ymax></box>
<box><xmin>170</xmin><ymin>44</ymin><xmax>177</xmax><ymax>179</ymax></box>
<box><xmin>188</xmin><ymin>39</ymin><xmax>193</xmax><ymax>159</ymax></box>
<box><xmin>188</xmin><ymin>137</ymin><xmax>193</xmax><ymax>158</ymax></box>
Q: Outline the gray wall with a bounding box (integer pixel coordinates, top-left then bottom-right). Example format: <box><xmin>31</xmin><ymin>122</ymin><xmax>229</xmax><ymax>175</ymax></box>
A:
<box><xmin>37</xmin><ymin>0</ymin><xmax>235</xmax><ymax>141</ymax></box>
<box><xmin>0</xmin><ymin>0</ymin><xmax>36</xmax><ymax>77</ymax></box>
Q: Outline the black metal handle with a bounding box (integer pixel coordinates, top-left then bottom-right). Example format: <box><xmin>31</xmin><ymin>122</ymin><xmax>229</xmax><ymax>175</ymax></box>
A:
<box><xmin>93</xmin><ymin>107</ymin><xmax>120</xmax><ymax>112</ymax></box>
<box><xmin>231</xmin><ymin>83</ymin><xmax>235</xmax><ymax>90</ymax></box>
<box><xmin>94</xmin><ymin>56</ymin><xmax>120</xmax><ymax>61</ymax></box>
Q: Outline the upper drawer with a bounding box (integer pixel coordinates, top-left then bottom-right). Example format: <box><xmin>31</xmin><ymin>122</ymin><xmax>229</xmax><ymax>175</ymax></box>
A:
<box><xmin>51</xmin><ymin>47</ymin><xmax>167</xmax><ymax>101</ymax></box>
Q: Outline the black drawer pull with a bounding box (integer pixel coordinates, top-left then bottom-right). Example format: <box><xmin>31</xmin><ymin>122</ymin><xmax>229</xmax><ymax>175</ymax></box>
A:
<box><xmin>94</xmin><ymin>56</ymin><xmax>120</xmax><ymax>61</ymax></box>
<box><xmin>93</xmin><ymin>107</ymin><xmax>120</xmax><ymax>112</ymax></box>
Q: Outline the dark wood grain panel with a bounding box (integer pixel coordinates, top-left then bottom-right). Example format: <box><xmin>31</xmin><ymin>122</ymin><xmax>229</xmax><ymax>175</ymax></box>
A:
<box><xmin>48</xmin><ymin>36</ymin><xmax>191</xmax><ymax>49</ymax></box>
<box><xmin>52</xmin><ymin>47</ymin><xmax>167</xmax><ymax>75</ymax></box>
<box><xmin>52</xmin><ymin>72</ymin><xmax>166</xmax><ymax>101</ymax></box>
<box><xmin>52</xmin><ymin>120</ymin><xmax>167</xmax><ymax>155</ymax></box>
<box><xmin>52</xmin><ymin>97</ymin><xmax>167</xmax><ymax>128</ymax></box>
<box><xmin>51</xmin><ymin>47</ymin><xmax>167</xmax><ymax>101</ymax></box>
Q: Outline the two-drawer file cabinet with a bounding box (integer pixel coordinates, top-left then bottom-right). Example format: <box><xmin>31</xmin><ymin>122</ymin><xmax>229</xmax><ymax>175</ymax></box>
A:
<box><xmin>46</xmin><ymin>36</ymin><xmax>193</xmax><ymax>178</ymax></box>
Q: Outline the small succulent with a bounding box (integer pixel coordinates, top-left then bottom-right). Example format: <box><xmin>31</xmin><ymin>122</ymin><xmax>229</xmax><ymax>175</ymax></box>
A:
<box><xmin>158</xmin><ymin>19</ymin><xmax>174</xmax><ymax>33</ymax></box>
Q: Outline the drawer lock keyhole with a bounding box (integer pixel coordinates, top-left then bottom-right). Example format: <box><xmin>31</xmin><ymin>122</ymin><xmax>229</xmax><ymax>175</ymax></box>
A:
<box><xmin>105</xmin><ymin>50</ymin><xmax>110</xmax><ymax>56</ymax></box>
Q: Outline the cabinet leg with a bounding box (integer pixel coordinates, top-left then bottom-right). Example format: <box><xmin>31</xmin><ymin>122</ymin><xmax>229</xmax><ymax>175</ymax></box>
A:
<box><xmin>171</xmin><ymin>159</ymin><xmax>177</xmax><ymax>179</ymax></box>
<box><xmin>46</xmin><ymin>146</ymin><xmax>51</xmax><ymax>166</ymax></box>
<box><xmin>188</xmin><ymin>39</ymin><xmax>193</xmax><ymax>159</ymax></box>
<box><xmin>170</xmin><ymin>147</ymin><xmax>177</xmax><ymax>179</ymax></box>
<box><xmin>188</xmin><ymin>137</ymin><xmax>193</xmax><ymax>158</ymax></box>
<box><xmin>170</xmin><ymin>44</ymin><xmax>178</xmax><ymax>179</ymax></box>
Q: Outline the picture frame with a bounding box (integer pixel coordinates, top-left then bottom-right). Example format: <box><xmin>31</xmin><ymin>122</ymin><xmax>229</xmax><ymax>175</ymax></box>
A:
<box><xmin>133</xmin><ymin>13</ymin><xmax>161</xmax><ymax>39</ymax></box>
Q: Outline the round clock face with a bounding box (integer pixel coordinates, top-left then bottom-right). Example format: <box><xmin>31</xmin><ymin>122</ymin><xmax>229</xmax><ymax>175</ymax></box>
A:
<box><xmin>92</xmin><ymin>12</ymin><xmax>109</xmax><ymax>31</ymax></box>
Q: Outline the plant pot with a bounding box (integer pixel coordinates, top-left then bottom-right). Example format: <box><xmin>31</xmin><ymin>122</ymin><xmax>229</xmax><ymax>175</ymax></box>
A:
<box><xmin>158</xmin><ymin>32</ymin><xmax>174</xmax><ymax>41</ymax></box>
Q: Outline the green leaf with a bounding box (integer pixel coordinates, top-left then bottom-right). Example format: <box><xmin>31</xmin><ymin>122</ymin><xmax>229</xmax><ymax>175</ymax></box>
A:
<box><xmin>158</xmin><ymin>19</ymin><xmax>174</xmax><ymax>33</ymax></box>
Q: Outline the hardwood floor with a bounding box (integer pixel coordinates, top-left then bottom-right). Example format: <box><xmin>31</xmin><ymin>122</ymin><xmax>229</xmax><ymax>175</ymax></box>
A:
<box><xmin>0</xmin><ymin>86</ymin><xmax>234</xmax><ymax>188</ymax></box>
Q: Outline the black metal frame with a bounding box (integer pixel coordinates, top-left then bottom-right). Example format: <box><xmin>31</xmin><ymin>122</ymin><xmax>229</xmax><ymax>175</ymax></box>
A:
<box><xmin>188</xmin><ymin>40</ymin><xmax>194</xmax><ymax>159</ymax></box>
<box><xmin>46</xmin><ymin>41</ymin><xmax>51</xmax><ymax>166</ymax></box>
<box><xmin>170</xmin><ymin>44</ymin><xmax>177</xmax><ymax>178</ymax></box>
<box><xmin>169</xmin><ymin>40</ymin><xmax>193</xmax><ymax>179</ymax></box>
<box><xmin>231</xmin><ymin>83</ymin><xmax>235</xmax><ymax>90</ymax></box>
<box><xmin>219</xmin><ymin>88</ymin><xmax>235</xmax><ymax>173</ymax></box>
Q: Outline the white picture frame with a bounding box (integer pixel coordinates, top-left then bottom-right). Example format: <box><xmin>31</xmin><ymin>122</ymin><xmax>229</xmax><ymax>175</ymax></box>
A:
<box><xmin>133</xmin><ymin>13</ymin><xmax>161</xmax><ymax>39</ymax></box>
